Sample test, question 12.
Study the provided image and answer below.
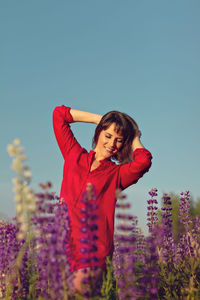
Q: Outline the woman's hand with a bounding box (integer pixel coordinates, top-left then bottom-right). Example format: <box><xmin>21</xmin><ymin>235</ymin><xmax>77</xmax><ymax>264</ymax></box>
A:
<box><xmin>95</xmin><ymin>115</ymin><xmax>102</xmax><ymax>125</ymax></box>
<box><xmin>132</xmin><ymin>129</ymin><xmax>144</xmax><ymax>150</ymax></box>
<box><xmin>137</xmin><ymin>129</ymin><xmax>142</xmax><ymax>139</ymax></box>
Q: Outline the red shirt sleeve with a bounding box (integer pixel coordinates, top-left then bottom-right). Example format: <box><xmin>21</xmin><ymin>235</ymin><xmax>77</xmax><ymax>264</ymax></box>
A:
<box><xmin>118</xmin><ymin>148</ymin><xmax>152</xmax><ymax>190</ymax></box>
<box><xmin>53</xmin><ymin>105</ymin><xmax>82</xmax><ymax>159</ymax></box>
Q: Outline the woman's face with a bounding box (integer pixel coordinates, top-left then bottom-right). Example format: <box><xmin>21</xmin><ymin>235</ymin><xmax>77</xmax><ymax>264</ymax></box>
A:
<box><xmin>94</xmin><ymin>123</ymin><xmax>124</xmax><ymax>160</ymax></box>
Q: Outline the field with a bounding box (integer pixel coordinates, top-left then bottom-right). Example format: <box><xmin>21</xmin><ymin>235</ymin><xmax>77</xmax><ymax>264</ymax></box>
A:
<box><xmin>1</xmin><ymin>139</ymin><xmax>200</xmax><ymax>300</ymax></box>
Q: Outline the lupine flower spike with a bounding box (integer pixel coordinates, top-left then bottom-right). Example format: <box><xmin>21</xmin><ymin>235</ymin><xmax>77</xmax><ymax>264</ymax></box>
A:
<box><xmin>147</xmin><ymin>188</ymin><xmax>158</xmax><ymax>233</ymax></box>
<box><xmin>7</xmin><ymin>139</ymin><xmax>36</xmax><ymax>241</ymax></box>
<box><xmin>113</xmin><ymin>189</ymin><xmax>140</xmax><ymax>300</ymax></box>
<box><xmin>78</xmin><ymin>183</ymin><xmax>100</xmax><ymax>298</ymax></box>
<box><xmin>6</xmin><ymin>139</ymin><xmax>36</xmax><ymax>299</ymax></box>
<box><xmin>178</xmin><ymin>191</ymin><xmax>194</xmax><ymax>259</ymax></box>
<box><xmin>33</xmin><ymin>182</ymin><xmax>71</xmax><ymax>300</ymax></box>
<box><xmin>160</xmin><ymin>193</ymin><xmax>175</xmax><ymax>263</ymax></box>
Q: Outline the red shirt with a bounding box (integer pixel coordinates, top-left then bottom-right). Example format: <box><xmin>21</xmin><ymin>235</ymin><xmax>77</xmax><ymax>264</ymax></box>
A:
<box><xmin>53</xmin><ymin>105</ymin><xmax>152</xmax><ymax>272</ymax></box>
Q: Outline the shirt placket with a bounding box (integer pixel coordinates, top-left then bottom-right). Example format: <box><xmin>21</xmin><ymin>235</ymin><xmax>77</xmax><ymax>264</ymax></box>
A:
<box><xmin>74</xmin><ymin>151</ymin><xmax>96</xmax><ymax>208</ymax></box>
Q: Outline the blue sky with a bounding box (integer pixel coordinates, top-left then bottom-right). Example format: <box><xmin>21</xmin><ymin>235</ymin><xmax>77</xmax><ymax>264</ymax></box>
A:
<box><xmin>1</xmin><ymin>0</ymin><xmax>200</xmax><ymax>233</ymax></box>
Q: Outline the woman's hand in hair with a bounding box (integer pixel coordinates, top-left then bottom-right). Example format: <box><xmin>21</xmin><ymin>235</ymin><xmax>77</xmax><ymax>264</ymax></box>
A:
<box><xmin>137</xmin><ymin>130</ymin><xmax>142</xmax><ymax>139</ymax></box>
<box><xmin>132</xmin><ymin>130</ymin><xmax>144</xmax><ymax>150</ymax></box>
<box><xmin>95</xmin><ymin>115</ymin><xmax>102</xmax><ymax>125</ymax></box>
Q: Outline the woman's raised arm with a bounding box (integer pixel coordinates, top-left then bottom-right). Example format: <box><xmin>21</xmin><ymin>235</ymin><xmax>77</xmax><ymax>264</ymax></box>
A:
<box><xmin>70</xmin><ymin>109</ymin><xmax>102</xmax><ymax>125</ymax></box>
<box><xmin>53</xmin><ymin>106</ymin><xmax>102</xmax><ymax>159</ymax></box>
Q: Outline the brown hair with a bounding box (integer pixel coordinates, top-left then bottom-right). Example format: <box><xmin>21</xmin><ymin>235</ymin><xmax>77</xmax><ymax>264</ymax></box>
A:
<box><xmin>92</xmin><ymin>111</ymin><xmax>139</xmax><ymax>163</ymax></box>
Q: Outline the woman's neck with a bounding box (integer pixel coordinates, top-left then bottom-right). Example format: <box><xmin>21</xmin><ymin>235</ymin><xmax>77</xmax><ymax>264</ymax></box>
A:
<box><xmin>93</xmin><ymin>148</ymin><xmax>108</xmax><ymax>162</ymax></box>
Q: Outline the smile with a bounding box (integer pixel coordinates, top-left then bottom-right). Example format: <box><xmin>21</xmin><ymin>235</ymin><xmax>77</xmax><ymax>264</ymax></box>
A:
<box><xmin>105</xmin><ymin>147</ymin><xmax>114</xmax><ymax>153</ymax></box>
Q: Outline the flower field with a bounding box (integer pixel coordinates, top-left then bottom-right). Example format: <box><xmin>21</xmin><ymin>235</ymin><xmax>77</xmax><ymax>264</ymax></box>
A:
<box><xmin>1</xmin><ymin>139</ymin><xmax>200</xmax><ymax>299</ymax></box>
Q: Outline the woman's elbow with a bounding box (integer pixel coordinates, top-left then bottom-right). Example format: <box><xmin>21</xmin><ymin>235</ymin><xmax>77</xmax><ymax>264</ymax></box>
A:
<box><xmin>52</xmin><ymin>106</ymin><xmax>65</xmax><ymax>123</ymax></box>
<box><xmin>141</xmin><ymin>157</ymin><xmax>152</xmax><ymax>173</ymax></box>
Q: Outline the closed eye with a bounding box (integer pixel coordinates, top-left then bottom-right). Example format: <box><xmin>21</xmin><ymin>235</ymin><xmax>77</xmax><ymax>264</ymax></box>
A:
<box><xmin>105</xmin><ymin>135</ymin><xmax>123</xmax><ymax>143</ymax></box>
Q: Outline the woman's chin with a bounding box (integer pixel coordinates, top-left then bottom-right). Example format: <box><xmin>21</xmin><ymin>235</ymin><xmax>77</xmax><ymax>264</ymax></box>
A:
<box><xmin>104</xmin><ymin>149</ymin><xmax>117</xmax><ymax>158</ymax></box>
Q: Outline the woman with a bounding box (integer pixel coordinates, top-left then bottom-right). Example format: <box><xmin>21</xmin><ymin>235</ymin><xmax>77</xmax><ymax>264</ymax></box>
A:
<box><xmin>53</xmin><ymin>105</ymin><xmax>152</xmax><ymax>296</ymax></box>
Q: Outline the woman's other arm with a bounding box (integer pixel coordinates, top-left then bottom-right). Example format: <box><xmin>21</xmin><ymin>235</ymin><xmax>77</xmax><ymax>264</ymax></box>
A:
<box><xmin>70</xmin><ymin>109</ymin><xmax>102</xmax><ymax>125</ymax></box>
<box><xmin>118</xmin><ymin>129</ymin><xmax>152</xmax><ymax>190</ymax></box>
<box><xmin>119</xmin><ymin>147</ymin><xmax>152</xmax><ymax>190</ymax></box>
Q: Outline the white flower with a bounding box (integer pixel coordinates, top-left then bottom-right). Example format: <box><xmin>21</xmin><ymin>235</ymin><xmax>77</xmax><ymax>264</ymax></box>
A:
<box><xmin>35</xmin><ymin>243</ymin><xmax>42</xmax><ymax>250</ymax></box>
<box><xmin>16</xmin><ymin>205</ymin><xmax>23</xmax><ymax>214</ymax></box>
<box><xmin>18</xmin><ymin>155</ymin><xmax>27</xmax><ymax>161</ymax></box>
<box><xmin>34</xmin><ymin>229</ymin><xmax>40</xmax><ymax>238</ymax></box>
<box><xmin>27</xmin><ymin>202</ymin><xmax>36</xmax><ymax>212</ymax></box>
<box><xmin>12</xmin><ymin>177</ymin><xmax>22</xmax><ymax>185</ymax></box>
<box><xmin>18</xmin><ymin>214</ymin><xmax>26</xmax><ymax>223</ymax></box>
<box><xmin>13</xmin><ymin>139</ymin><xmax>21</xmax><ymax>146</ymax></box>
<box><xmin>24</xmin><ymin>170</ymin><xmax>32</xmax><ymax>179</ymax></box>
<box><xmin>14</xmin><ymin>194</ymin><xmax>22</xmax><ymax>202</ymax></box>
<box><xmin>20</xmin><ymin>222</ymin><xmax>28</xmax><ymax>232</ymax></box>
<box><xmin>59</xmin><ymin>197</ymin><xmax>65</xmax><ymax>204</ymax></box>
<box><xmin>7</xmin><ymin>145</ymin><xmax>16</xmax><ymax>157</ymax></box>
<box><xmin>23</xmin><ymin>185</ymin><xmax>31</xmax><ymax>194</ymax></box>
<box><xmin>17</xmin><ymin>232</ymin><xmax>25</xmax><ymax>240</ymax></box>
<box><xmin>86</xmin><ymin>182</ymin><xmax>92</xmax><ymax>191</ymax></box>
<box><xmin>16</xmin><ymin>203</ymin><xmax>23</xmax><ymax>215</ymax></box>
<box><xmin>16</xmin><ymin>147</ymin><xmax>24</xmax><ymax>154</ymax></box>
<box><xmin>13</xmin><ymin>184</ymin><xmax>22</xmax><ymax>194</ymax></box>
<box><xmin>11</xmin><ymin>157</ymin><xmax>23</xmax><ymax>172</ymax></box>
<box><xmin>26</xmin><ymin>192</ymin><xmax>35</xmax><ymax>203</ymax></box>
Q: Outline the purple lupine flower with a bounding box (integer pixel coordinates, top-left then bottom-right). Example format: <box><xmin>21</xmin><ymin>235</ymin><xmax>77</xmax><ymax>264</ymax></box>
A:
<box><xmin>33</xmin><ymin>183</ymin><xmax>71</xmax><ymax>299</ymax></box>
<box><xmin>0</xmin><ymin>220</ymin><xmax>29</xmax><ymax>299</ymax></box>
<box><xmin>177</xmin><ymin>191</ymin><xmax>195</xmax><ymax>260</ymax></box>
<box><xmin>160</xmin><ymin>193</ymin><xmax>175</xmax><ymax>263</ymax></box>
<box><xmin>137</xmin><ymin>191</ymin><xmax>164</xmax><ymax>298</ymax></box>
<box><xmin>77</xmin><ymin>183</ymin><xmax>102</xmax><ymax>298</ymax></box>
<box><xmin>138</xmin><ymin>227</ymin><xmax>160</xmax><ymax>299</ymax></box>
<box><xmin>134</xmin><ymin>224</ymin><xmax>146</xmax><ymax>263</ymax></box>
<box><xmin>113</xmin><ymin>189</ymin><xmax>141</xmax><ymax>299</ymax></box>
<box><xmin>0</xmin><ymin>221</ymin><xmax>17</xmax><ymax>297</ymax></box>
<box><xmin>190</xmin><ymin>216</ymin><xmax>200</xmax><ymax>260</ymax></box>
<box><xmin>178</xmin><ymin>190</ymin><xmax>192</xmax><ymax>231</ymax></box>
<box><xmin>79</xmin><ymin>184</ymin><xmax>99</xmax><ymax>267</ymax></box>
<box><xmin>147</xmin><ymin>188</ymin><xmax>158</xmax><ymax>233</ymax></box>
<box><xmin>161</xmin><ymin>194</ymin><xmax>172</xmax><ymax>232</ymax></box>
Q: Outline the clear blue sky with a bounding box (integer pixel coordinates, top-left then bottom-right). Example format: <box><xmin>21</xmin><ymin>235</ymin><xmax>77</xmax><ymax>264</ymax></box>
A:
<box><xmin>1</xmin><ymin>0</ymin><xmax>200</xmax><ymax>233</ymax></box>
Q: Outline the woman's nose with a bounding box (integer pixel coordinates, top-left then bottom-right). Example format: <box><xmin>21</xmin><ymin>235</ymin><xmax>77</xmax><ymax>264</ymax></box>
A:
<box><xmin>109</xmin><ymin>139</ymin><xmax>116</xmax><ymax>148</ymax></box>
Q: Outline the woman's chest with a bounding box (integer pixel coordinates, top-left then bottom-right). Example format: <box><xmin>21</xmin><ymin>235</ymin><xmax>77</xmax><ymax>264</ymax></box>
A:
<box><xmin>90</xmin><ymin>160</ymin><xmax>100</xmax><ymax>172</ymax></box>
